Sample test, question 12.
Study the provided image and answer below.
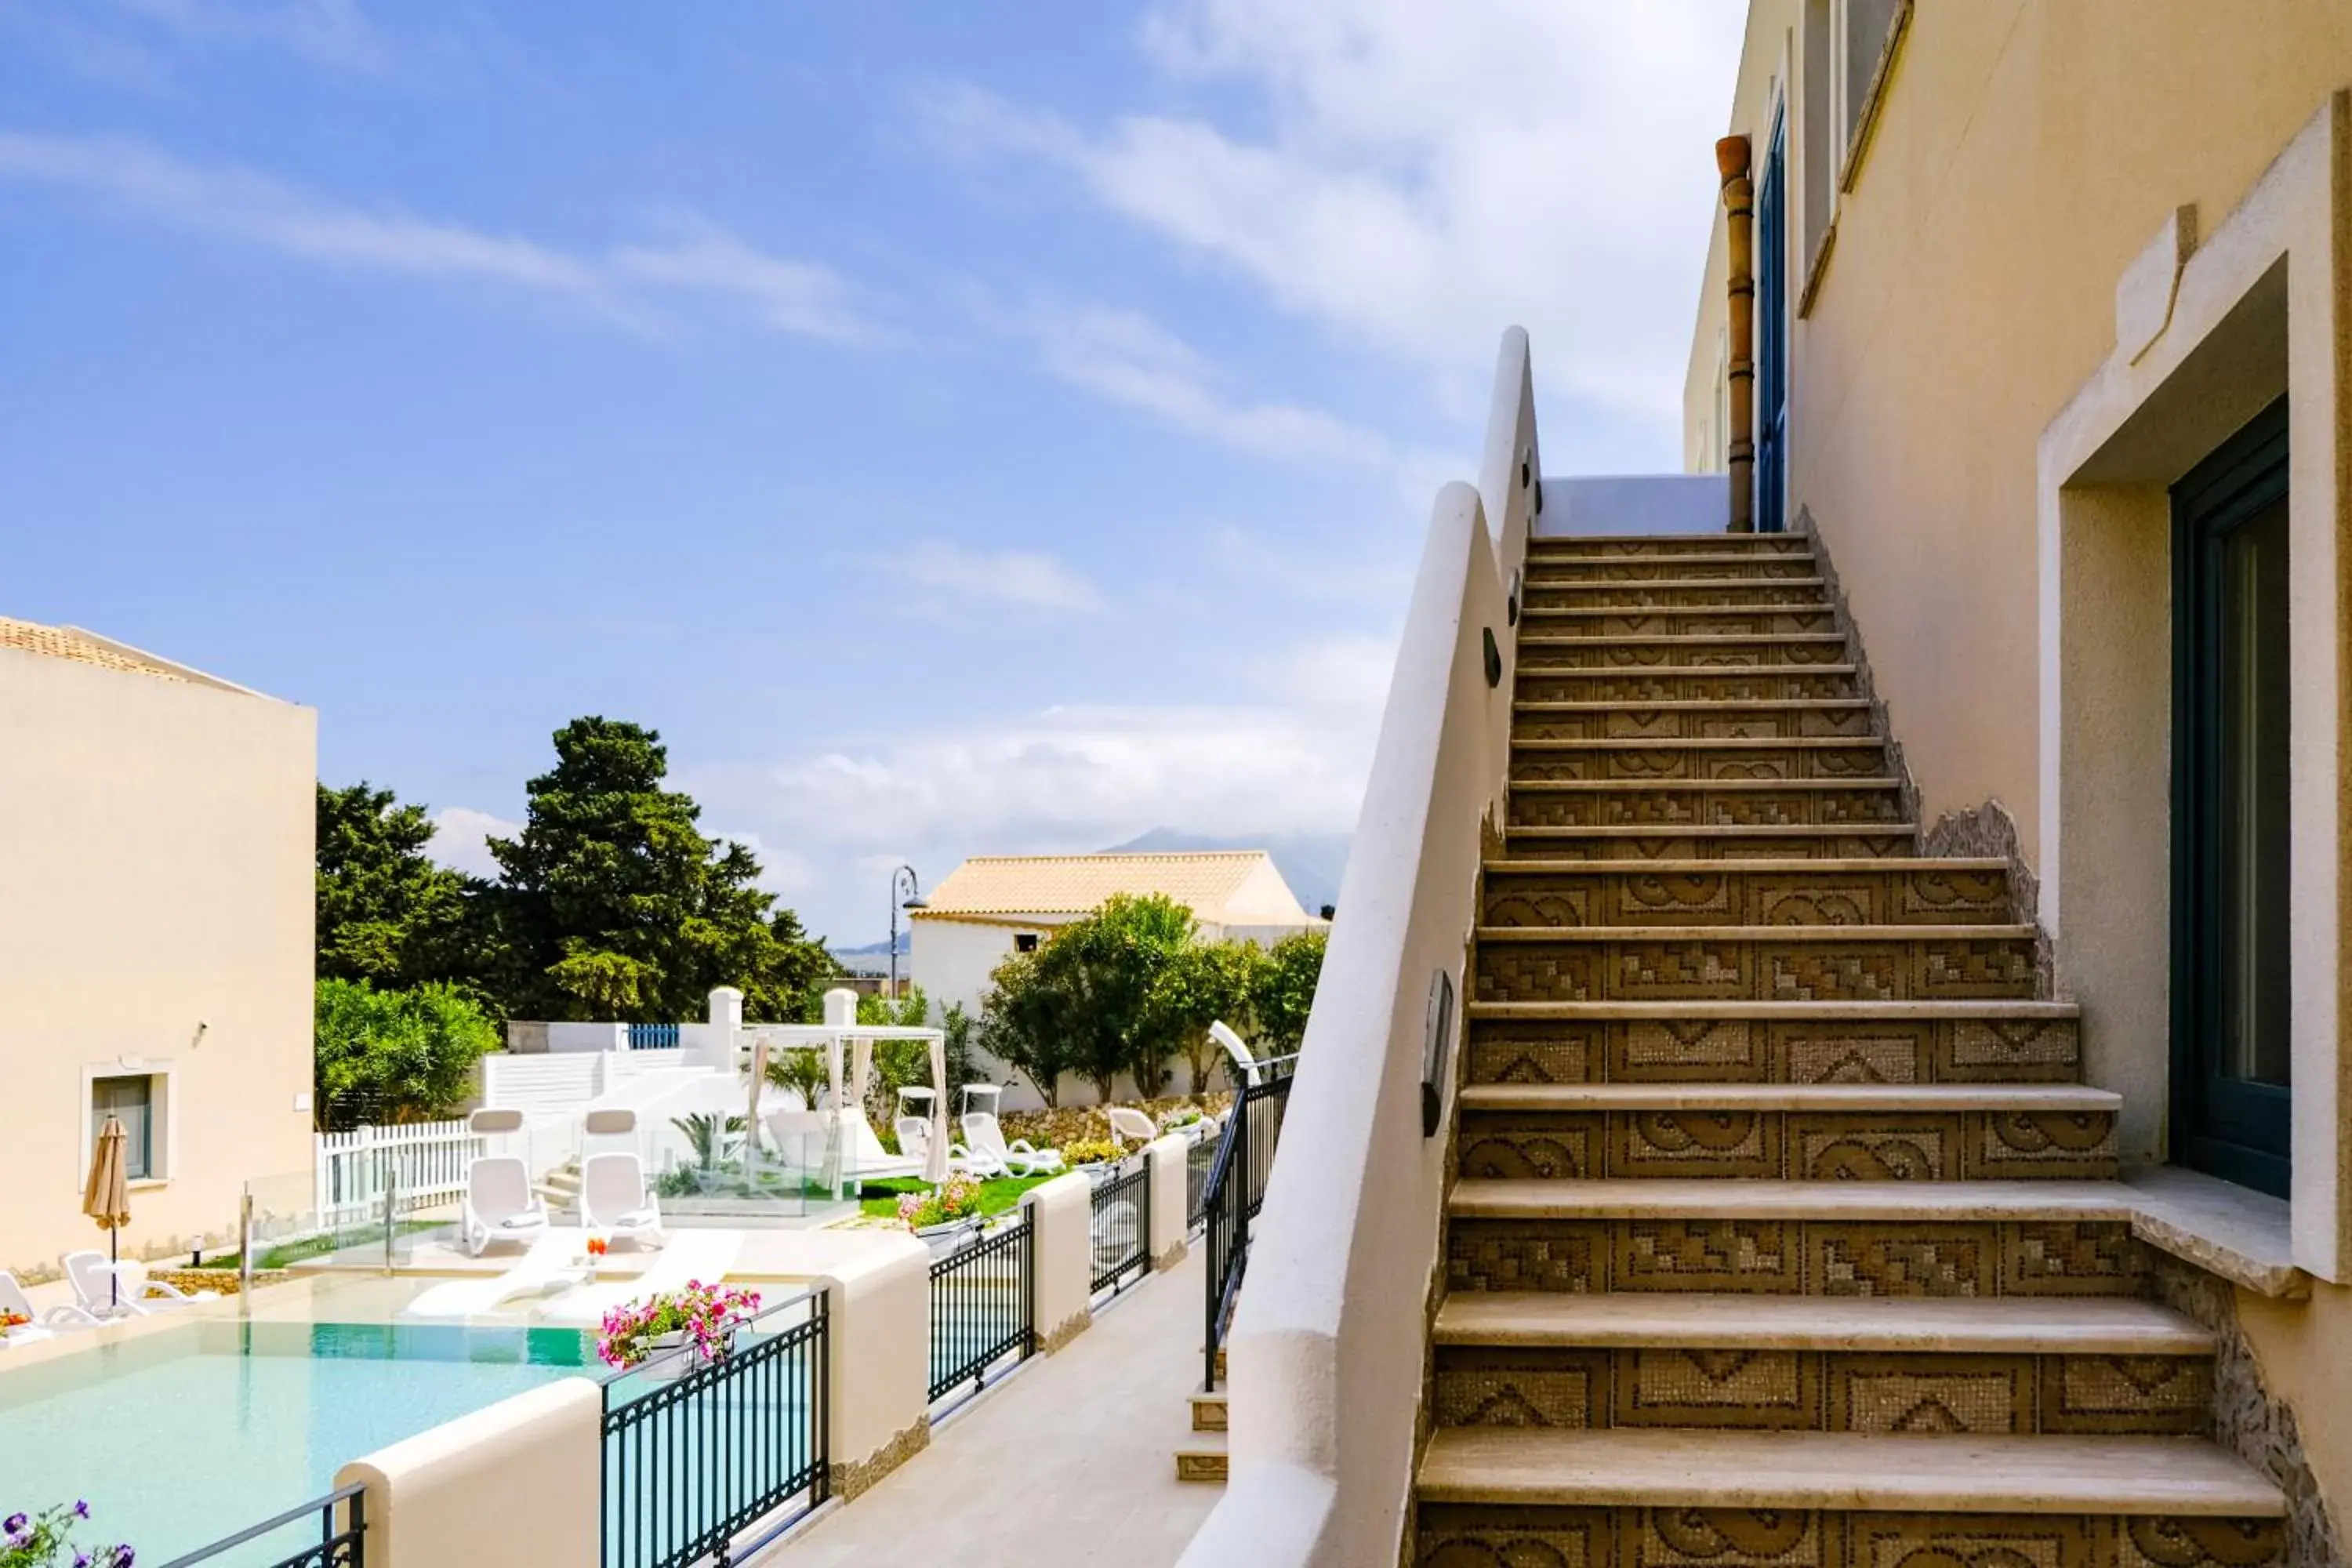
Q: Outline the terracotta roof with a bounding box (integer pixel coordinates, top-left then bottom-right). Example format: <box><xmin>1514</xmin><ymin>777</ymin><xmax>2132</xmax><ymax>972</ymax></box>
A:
<box><xmin>0</xmin><ymin>616</ymin><xmax>191</xmax><ymax>684</ymax></box>
<box><xmin>917</xmin><ymin>851</ymin><xmax>1308</xmax><ymax>924</ymax></box>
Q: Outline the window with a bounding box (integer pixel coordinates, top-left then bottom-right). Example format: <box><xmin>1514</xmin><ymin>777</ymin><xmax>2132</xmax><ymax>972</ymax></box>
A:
<box><xmin>1014</xmin><ymin>932</ymin><xmax>1040</xmax><ymax>954</ymax></box>
<box><xmin>1802</xmin><ymin>0</ymin><xmax>1835</xmax><ymax>281</ymax></box>
<box><xmin>91</xmin><ymin>1075</ymin><xmax>155</xmax><ymax>1181</ymax></box>
<box><xmin>1834</xmin><ymin>0</ymin><xmax>1909</xmax><ymax>191</ymax></box>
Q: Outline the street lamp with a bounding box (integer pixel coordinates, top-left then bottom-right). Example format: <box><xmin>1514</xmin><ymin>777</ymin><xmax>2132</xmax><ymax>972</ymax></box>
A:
<box><xmin>889</xmin><ymin>864</ymin><xmax>927</xmax><ymax>1000</ymax></box>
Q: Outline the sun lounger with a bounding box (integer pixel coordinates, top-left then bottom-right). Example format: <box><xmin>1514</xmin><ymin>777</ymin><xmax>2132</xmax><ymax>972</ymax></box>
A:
<box><xmin>960</xmin><ymin>1112</ymin><xmax>1065</xmax><ymax>1178</ymax></box>
<box><xmin>537</xmin><ymin>1230</ymin><xmax>742</xmax><ymax>1327</ymax></box>
<box><xmin>580</xmin><ymin>1152</ymin><xmax>665</xmax><ymax>1249</ymax></box>
<box><xmin>397</xmin><ymin>1231</ymin><xmax>587</xmax><ymax>1320</ymax></box>
<box><xmin>1</xmin><ymin>1270</ymin><xmax>102</xmax><ymax>1333</ymax></box>
<box><xmin>59</xmin><ymin>1250</ymin><xmax>217</xmax><ymax>1319</ymax></box>
<box><xmin>461</xmin><ymin>1155</ymin><xmax>552</xmax><ymax>1258</ymax></box>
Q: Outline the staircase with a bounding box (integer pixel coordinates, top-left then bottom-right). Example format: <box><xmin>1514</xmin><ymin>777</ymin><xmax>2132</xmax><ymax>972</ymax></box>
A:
<box><xmin>1414</xmin><ymin>534</ymin><xmax>2288</xmax><ymax>1567</ymax></box>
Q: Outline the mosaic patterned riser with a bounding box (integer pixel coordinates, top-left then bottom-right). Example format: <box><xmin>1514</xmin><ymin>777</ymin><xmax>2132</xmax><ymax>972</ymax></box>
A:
<box><xmin>1475</xmin><ymin>938</ymin><xmax>2040</xmax><ymax>1003</ymax></box>
<box><xmin>1526</xmin><ymin>560</ymin><xmax>1821</xmax><ymax>583</ymax></box>
<box><xmin>1414</xmin><ymin>1505</ymin><xmax>2284</xmax><ymax>1568</ymax></box>
<box><xmin>1430</xmin><ymin>1347</ymin><xmax>2207</xmax><ymax>1435</ymax></box>
<box><xmin>1531</xmin><ymin>538</ymin><xmax>1816</xmax><ymax>557</ymax></box>
<box><xmin>1513</xmin><ymin>711</ymin><xmax>1875</xmax><ymax>741</ymax></box>
<box><xmin>1508</xmin><ymin>790</ymin><xmax>1907</xmax><ymax>828</ymax></box>
<box><xmin>1523</xmin><ymin>583</ymin><xmax>1831</xmax><ymax>610</ymax></box>
<box><xmin>1512</xmin><ymin>746</ymin><xmax>1888</xmax><ymax>782</ymax></box>
<box><xmin>1444</xmin><ymin>1219</ymin><xmax>2149</xmax><ymax>1298</ymax></box>
<box><xmin>1464</xmin><ymin>1017</ymin><xmax>2082</xmax><ymax>1087</ymax></box>
<box><xmin>1456</xmin><ymin>1109</ymin><xmax>2118</xmax><ymax>1181</ymax></box>
<box><xmin>1517</xmin><ymin>673</ymin><xmax>1862</xmax><ymax>703</ymax></box>
<box><xmin>1519</xmin><ymin>612</ymin><xmax>1841</xmax><ymax>637</ymax></box>
<box><xmin>1483</xmin><ymin>869</ymin><xmax>2011</xmax><ymax>928</ymax></box>
<box><xmin>1519</xmin><ymin>643</ymin><xmax>1851</xmax><ymax>671</ymax></box>
<box><xmin>1497</xmin><ymin>833</ymin><xmax>1919</xmax><ymax>862</ymax></box>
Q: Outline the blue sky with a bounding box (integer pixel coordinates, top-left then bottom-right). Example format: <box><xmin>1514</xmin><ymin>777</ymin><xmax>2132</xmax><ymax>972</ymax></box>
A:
<box><xmin>0</xmin><ymin>0</ymin><xmax>1742</xmax><ymax>942</ymax></box>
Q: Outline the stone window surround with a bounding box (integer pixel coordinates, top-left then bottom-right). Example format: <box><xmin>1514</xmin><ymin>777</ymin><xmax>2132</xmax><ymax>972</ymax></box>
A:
<box><xmin>2037</xmin><ymin>92</ymin><xmax>2350</xmax><ymax>1281</ymax></box>
<box><xmin>78</xmin><ymin>1057</ymin><xmax>177</xmax><ymax>1191</ymax></box>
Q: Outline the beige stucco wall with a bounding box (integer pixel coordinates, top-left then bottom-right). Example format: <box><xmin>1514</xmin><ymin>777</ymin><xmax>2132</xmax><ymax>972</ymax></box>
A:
<box><xmin>1685</xmin><ymin>0</ymin><xmax>2352</xmax><ymax>862</ymax></box>
<box><xmin>0</xmin><ymin>647</ymin><xmax>316</xmax><ymax>1279</ymax></box>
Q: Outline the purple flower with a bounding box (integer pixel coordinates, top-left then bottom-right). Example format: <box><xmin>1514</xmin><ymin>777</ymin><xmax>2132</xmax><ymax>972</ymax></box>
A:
<box><xmin>76</xmin><ymin>1553</ymin><xmax>91</xmax><ymax>1568</ymax></box>
<box><xmin>75</xmin><ymin>1500</ymin><xmax>91</xmax><ymax>1519</ymax></box>
<box><xmin>5</xmin><ymin>1512</ymin><xmax>28</xmax><ymax>1535</ymax></box>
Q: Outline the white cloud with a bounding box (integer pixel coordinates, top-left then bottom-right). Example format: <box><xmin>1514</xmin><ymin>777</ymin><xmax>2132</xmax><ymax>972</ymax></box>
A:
<box><xmin>932</xmin><ymin>0</ymin><xmax>1745</xmax><ymax>444</ymax></box>
<box><xmin>426</xmin><ymin>806</ymin><xmax>519</xmax><ymax>880</ymax></box>
<box><xmin>0</xmin><ymin>130</ymin><xmax>874</xmax><ymax>341</ymax></box>
<box><xmin>892</xmin><ymin>540</ymin><xmax>1109</xmax><ymax>615</ymax></box>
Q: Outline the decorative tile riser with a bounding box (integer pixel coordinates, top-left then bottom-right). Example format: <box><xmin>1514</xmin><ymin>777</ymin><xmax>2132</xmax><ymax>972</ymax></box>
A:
<box><xmin>1430</xmin><ymin>1348</ymin><xmax>2205</xmax><ymax>1436</ymax></box>
<box><xmin>1523</xmin><ymin>583</ymin><xmax>1831</xmax><ymax>610</ymax></box>
<box><xmin>1413</xmin><ymin>1505</ymin><xmax>2283</xmax><ymax>1568</ymax></box>
<box><xmin>1518</xmin><ymin>672</ymin><xmax>1861</xmax><ymax>703</ymax></box>
<box><xmin>1512</xmin><ymin>747</ymin><xmax>1886</xmax><ymax>782</ymax></box>
<box><xmin>1443</xmin><ymin>1218</ymin><xmax>2150</xmax><ymax>1298</ymax></box>
<box><xmin>1526</xmin><ymin>560</ymin><xmax>1821</xmax><ymax>583</ymax></box>
<box><xmin>1464</xmin><ymin>1017</ymin><xmax>2082</xmax><ymax>1087</ymax></box>
<box><xmin>1521</xmin><ymin>612</ymin><xmax>1842</xmax><ymax>637</ymax></box>
<box><xmin>1514</xmin><ymin>711</ymin><xmax>1875</xmax><ymax>741</ymax></box>
<box><xmin>1483</xmin><ymin>869</ymin><xmax>2011</xmax><ymax>928</ymax></box>
<box><xmin>1520</xmin><ymin>642</ymin><xmax>1849</xmax><ymax>670</ymax></box>
<box><xmin>1508</xmin><ymin>791</ymin><xmax>1908</xmax><ymax>829</ymax></box>
<box><xmin>1498</xmin><ymin>833</ymin><xmax>1920</xmax><ymax>862</ymax></box>
<box><xmin>1456</xmin><ymin>1109</ymin><xmax>2117</xmax><ymax>1181</ymax></box>
<box><xmin>1474</xmin><ymin>937</ymin><xmax>2040</xmax><ymax>1004</ymax></box>
<box><xmin>1530</xmin><ymin>539</ymin><xmax>1817</xmax><ymax>557</ymax></box>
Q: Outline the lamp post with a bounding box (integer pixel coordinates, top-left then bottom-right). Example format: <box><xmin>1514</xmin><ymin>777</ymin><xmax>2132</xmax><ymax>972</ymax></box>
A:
<box><xmin>889</xmin><ymin>865</ymin><xmax>926</xmax><ymax>1000</ymax></box>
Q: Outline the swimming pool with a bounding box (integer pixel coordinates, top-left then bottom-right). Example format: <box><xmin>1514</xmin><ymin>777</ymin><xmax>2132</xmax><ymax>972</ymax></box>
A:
<box><xmin>0</xmin><ymin>1319</ymin><xmax>594</xmax><ymax>1565</ymax></box>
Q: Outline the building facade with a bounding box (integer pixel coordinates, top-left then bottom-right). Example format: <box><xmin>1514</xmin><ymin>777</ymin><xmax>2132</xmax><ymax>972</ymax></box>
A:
<box><xmin>0</xmin><ymin>618</ymin><xmax>317</xmax><ymax>1280</ymax></box>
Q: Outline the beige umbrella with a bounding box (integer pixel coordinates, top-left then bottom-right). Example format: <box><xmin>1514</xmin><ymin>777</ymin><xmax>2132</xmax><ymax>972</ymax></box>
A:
<box><xmin>83</xmin><ymin>1115</ymin><xmax>132</xmax><ymax>1309</ymax></box>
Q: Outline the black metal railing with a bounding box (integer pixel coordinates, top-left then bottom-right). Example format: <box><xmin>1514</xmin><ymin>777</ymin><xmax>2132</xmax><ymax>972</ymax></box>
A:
<box><xmin>1185</xmin><ymin>1134</ymin><xmax>1216</xmax><ymax>1228</ymax></box>
<box><xmin>929</xmin><ymin>1214</ymin><xmax>1033</xmax><ymax>1406</ymax></box>
<box><xmin>1089</xmin><ymin>1161</ymin><xmax>1152</xmax><ymax>1297</ymax></box>
<box><xmin>157</xmin><ymin>1485</ymin><xmax>365</xmax><ymax>1568</ymax></box>
<box><xmin>1200</xmin><ymin>1056</ymin><xmax>1298</xmax><ymax>1392</ymax></box>
<box><xmin>601</xmin><ymin>1291</ymin><xmax>829</xmax><ymax>1568</ymax></box>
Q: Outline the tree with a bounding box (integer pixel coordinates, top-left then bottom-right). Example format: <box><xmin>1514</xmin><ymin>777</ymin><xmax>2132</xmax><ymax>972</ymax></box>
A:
<box><xmin>315</xmin><ymin>782</ymin><xmax>477</xmax><ymax>991</ymax></box>
<box><xmin>485</xmin><ymin>717</ymin><xmax>837</xmax><ymax>1022</ymax></box>
<box><xmin>314</xmin><ymin>978</ymin><xmax>499</xmax><ymax>1130</ymax></box>
<box><xmin>978</xmin><ymin>947</ymin><xmax>1072</xmax><ymax>1106</ymax></box>
<box><xmin>1252</xmin><ymin>929</ymin><xmax>1329</xmax><ymax>1054</ymax></box>
<box><xmin>1029</xmin><ymin>893</ymin><xmax>1198</xmax><ymax>1102</ymax></box>
<box><xmin>1157</xmin><ymin>938</ymin><xmax>1262</xmax><ymax>1094</ymax></box>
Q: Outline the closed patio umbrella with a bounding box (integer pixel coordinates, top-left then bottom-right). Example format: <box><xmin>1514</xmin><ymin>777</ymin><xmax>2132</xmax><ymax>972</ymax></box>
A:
<box><xmin>83</xmin><ymin>1115</ymin><xmax>132</xmax><ymax>1308</ymax></box>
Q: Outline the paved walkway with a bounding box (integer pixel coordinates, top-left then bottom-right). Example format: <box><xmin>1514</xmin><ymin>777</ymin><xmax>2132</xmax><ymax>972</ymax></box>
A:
<box><xmin>757</xmin><ymin>1249</ymin><xmax>1217</xmax><ymax>1567</ymax></box>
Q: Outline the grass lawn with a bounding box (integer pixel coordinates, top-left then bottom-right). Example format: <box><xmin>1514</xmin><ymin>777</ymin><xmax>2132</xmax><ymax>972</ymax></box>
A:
<box><xmin>857</xmin><ymin>1174</ymin><xmax>1051</xmax><ymax>1221</ymax></box>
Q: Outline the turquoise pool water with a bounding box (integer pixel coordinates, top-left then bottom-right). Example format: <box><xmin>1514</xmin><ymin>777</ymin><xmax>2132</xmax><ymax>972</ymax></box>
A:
<box><xmin>0</xmin><ymin>1320</ymin><xmax>593</xmax><ymax>1565</ymax></box>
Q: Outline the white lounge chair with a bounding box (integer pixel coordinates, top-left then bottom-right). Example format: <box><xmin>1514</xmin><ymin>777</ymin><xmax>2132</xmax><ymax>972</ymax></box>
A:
<box><xmin>461</xmin><ymin>1155</ymin><xmax>552</xmax><ymax>1258</ymax></box>
<box><xmin>895</xmin><ymin>1116</ymin><xmax>934</xmax><ymax>1163</ymax></box>
<box><xmin>1105</xmin><ymin>1106</ymin><xmax>1158</xmax><ymax>1149</ymax></box>
<box><xmin>1</xmin><ymin>1270</ymin><xmax>101</xmax><ymax>1332</ymax></box>
<box><xmin>398</xmin><ymin>1232</ymin><xmax>586</xmax><ymax>1321</ymax></box>
<box><xmin>960</xmin><ymin>1112</ymin><xmax>1065</xmax><ymax>1178</ymax></box>
<box><xmin>59</xmin><ymin>1250</ymin><xmax>216</xmax><ymax>1319</ymax></box>
<box><xmin>1209</xmin><ymin>1020</ymin><xmax>1265</xmax><ymax>1088</ymax></box>
<box><xmin>580</xmin><ymin>1152</ymin><xmax>665</xmax><ymax>1249</ymax></box>
<box><xmin>538</xmin><ymin>1230</ymin><xmax>742</xmax><ymax>1327</ymax></box>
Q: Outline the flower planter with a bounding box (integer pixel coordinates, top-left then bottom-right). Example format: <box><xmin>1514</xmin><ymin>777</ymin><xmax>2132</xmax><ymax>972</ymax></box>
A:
<box><xmin>640</xmin><ymin>1326</ymin><xmax>737</xmax><ymax>1382</ymax></box>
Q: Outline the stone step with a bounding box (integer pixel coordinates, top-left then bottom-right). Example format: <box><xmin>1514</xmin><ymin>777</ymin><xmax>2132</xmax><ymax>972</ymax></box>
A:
<box><xmin>1462</xmin><ymin>999</ymin><xmax>2082</xmax><ymax>1089</ymax></box>
<box><xmin>1528</xmin><ymin>533</ymin><xmax>1816</xmax><ymax>554</ymax></box>
<box><xmin>1433</xmin><ymin>1291</ymin><xmax>2214</xmax><ymax>1354</ymax></box>
<box><xmin>1519</xmin><ymin>633</ymin><xmax>1849</xmax><ymax>669</ymax></box>
<box><xmin>1518</xmin><ymin>607</ymin><xmax>1840</xmax><ymax>637</ymax></box>
<box><xmin>1482</xmin><ymin>858</ymin><xmax>2010</xmax><ymax>927</ymax></box>
<box><xmin>1446</xmin><ymin>1182</ymin><xmax>2154</xmax><ymax>1298</ymax></box>
<box><xmin>1508</xmin><ymin>779</ymin><xmax>1908</xmax><ymax>829</ymax></box>
<box><xmin>1473</xmin><ymin>926</ymin><xmax>2041</xmax><ymax>1004</ymax></box>
<box><xmin>1455</xmin><ymin>1084</ymin><xmax>2120</xmax><ymax>1182</ymax></box>
<box><xmin>1526</xmin><ymin>555</ymin><xmax>1820</xmax><ymax>583</ymax></box>
<box><xmin>1190</xmin><ymin>1385</ymin><xmax>1228</xmax><ymax>1432</ymax></box>
<box><xmin>1498</xmin><ymin>824</ymin><xmax>1922</xmax><ymax>860</ymax></box>
<box><xmin>1414</xmin><ymin>1428</ymin><xmax>2285</xmax><ymax>1515</ymax></box>
<box><xmin>1522</xmin><ymin>577</ymin><xmax>1829</xmax><ymax>608</ymax></box>
<box><xmin>1514</xmin><ymin>699</ymin><xmax>1875</xmax><ymax>741</ymax></box>
<box><xmin>1516</xmin><ymin>666</ymin><xmax>1861</xmax><ymax>703</ymax></box>
<box><xmin>1512</xmin><ymin>735</ymin><xmax>1886</xmax><ymax>782</ymax></box>
<box><xmin>1174</xmin><ymin>1431</ymin><xmax>1228</xmax><ymax>1484</ymax></box>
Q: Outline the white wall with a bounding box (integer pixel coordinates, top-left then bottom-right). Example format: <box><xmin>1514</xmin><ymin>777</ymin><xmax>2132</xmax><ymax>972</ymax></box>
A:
<box><xmin>1534</xmin><ymin>474</ymin><xmax>1730</xmax><ymax>536</ymax></box>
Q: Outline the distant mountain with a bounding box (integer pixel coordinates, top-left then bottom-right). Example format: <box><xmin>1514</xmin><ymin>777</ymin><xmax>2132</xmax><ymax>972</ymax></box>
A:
<box><xmin>1101</xmin><ymin>828</ymin><xmax>1351</xmax><ymax>919</ymax></box>
<box><xmin>828</xmin><ymin>931</ymin><xmax>909</xmax><ymax>973</ymax></box>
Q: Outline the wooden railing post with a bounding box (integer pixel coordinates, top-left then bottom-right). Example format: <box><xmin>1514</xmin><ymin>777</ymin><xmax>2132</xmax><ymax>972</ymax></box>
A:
<box><xmin>1717</xmin><ymin>133</ymin><xmax>1756</xmax><ymax>534</ymax></box>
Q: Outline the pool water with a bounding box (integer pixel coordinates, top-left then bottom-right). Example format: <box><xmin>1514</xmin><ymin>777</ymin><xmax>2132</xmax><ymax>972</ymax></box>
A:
<box><xmin>0</xmin><ymin>1319</ymin><xmax>593</xmax><ymax>1565</ymax></box>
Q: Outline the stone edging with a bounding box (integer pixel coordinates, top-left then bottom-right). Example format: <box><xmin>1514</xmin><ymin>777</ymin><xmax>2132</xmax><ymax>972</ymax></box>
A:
<box><xmin>1037</xmin><ymin>1308</ymin><xmax>1091</xmax><ymax>1356</ymax></box>
<box><xmin>1152</xmin><ymin>1241</ymin><xmax>1189</xmax><ymax>1272</ymax></box>
<box><xmin>829</xmin><ymin>1414</ymin><xmax>929</xmax><ymax>1502</ymax></box>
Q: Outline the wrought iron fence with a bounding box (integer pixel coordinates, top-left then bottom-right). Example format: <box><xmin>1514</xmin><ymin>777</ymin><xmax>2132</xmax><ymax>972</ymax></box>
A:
<box><xmin>1185</xmin><ymin>1134</ymin><xmax>1216</xmax><ymax>1229</ymax></box>
<box><xmin>1200</xmin><ymin>1056</ymin><xmax>1298</xmax><ymax>1392</ymax></box>
<box><xmin>601</xmin><ymin>1291</ymin><xmax>829</xmax><ymax>1568</ymax></box>
<box><xmin>1089</xmin><ymin>1161</ymin><xmax>1152</xmax><ymax>1296</ymax></box>
<box><xmin>929</xmin><ymin>1215</ymin><xmax>1033</xmax><ymax>1406</ymax></box>
<box><xmin>628</xmin><ymin>1022</ymin><xmax>683</xmax><ymax>1051</ymax></box>
<box><xmin>156</xmin><ymin>1484</ymin><xmax>365</xmax><ymax>1568</ymax></box>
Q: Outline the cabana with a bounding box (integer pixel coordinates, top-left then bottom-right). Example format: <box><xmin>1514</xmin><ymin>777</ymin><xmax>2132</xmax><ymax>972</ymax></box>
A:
<box><xmin>743</xmin><ymin>989</ymin><xmax>951</xmax><ymax>1200</ymax></box>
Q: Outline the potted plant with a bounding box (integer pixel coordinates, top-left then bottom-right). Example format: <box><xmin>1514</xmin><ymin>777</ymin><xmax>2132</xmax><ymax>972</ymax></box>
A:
<box><xmin>896</xmin><ymin>1174</ymin><xmax>985</xmax><ymax>1240</ymax></box>
<box><xmin>597</xmin><ymin>1280</ymin><xmax>762</xmax><ymax>1381</ymax></box>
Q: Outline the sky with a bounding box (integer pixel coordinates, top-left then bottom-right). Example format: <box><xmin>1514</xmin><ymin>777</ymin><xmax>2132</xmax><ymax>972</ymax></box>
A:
<box><xmin>1</xmin><ymin>0</ymin><xmax>1744</xmax><ymax>946</ymax></box>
